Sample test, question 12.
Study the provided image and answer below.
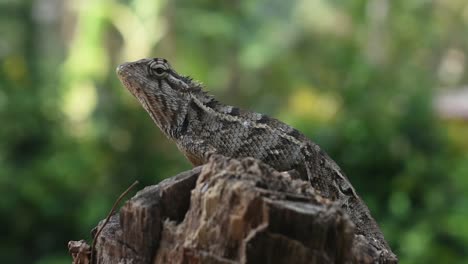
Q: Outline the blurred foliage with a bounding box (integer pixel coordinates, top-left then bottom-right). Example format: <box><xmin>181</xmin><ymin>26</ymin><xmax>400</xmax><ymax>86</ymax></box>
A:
<box><xmin>0</xmin><ymin>0</ymin><xmax>467</xmax><ymax>263</ymax></box>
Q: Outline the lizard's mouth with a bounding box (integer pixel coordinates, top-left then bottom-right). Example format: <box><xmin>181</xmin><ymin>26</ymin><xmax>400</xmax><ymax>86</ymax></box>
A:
<box><xmin>116</xmin><ymin>62</ymin><xmax>132</xmax><ymax>76</ymax></box>
<box><xmin>116</xmin><ymin>64</ymin><xmax>132</xmax><ymax>89</ymax></box>
<box><xmin>116</xmin><ymin>63</ymin><xmax>143</xmax><ymax>98</ymax></box>
<box><xmin>116</xmin><ymin>61</ymin><xmax>160</xmax><ymax>119</ymax></box>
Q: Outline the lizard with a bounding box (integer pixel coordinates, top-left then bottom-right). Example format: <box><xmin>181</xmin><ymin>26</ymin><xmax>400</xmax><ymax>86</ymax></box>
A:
<box><xmin>116</xmin><ymin>57</ymin><xmax>397</xmax><ymax>262</ymax></box>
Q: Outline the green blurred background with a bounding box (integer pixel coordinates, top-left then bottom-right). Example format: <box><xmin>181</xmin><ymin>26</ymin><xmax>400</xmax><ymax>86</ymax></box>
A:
<box><xmin>1</xmin><ymin>0</ymin><xmax>467</xmax><ymax>263</ymax></box>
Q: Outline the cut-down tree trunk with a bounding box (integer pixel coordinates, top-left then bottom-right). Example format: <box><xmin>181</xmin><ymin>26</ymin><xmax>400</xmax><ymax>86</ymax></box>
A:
<box><xmin>68</xmin><ymin>156</ymin><xmax>397</xmax><ymax>264</ymax></box>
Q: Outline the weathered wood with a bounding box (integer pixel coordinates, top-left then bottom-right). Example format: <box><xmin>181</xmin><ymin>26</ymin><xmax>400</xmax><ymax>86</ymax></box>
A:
<box><xmin>154</xmin><ymin>156</ymin><xmax>354</xmax><ymax>264</ymax></box>
<box><xmin>68</xmin><ymin>156</ymin><xmax>397</xmax><ymax>263</ymax></box>
<box><xmin>93</xmin><ymin>166</ymin><xmax>202</xmax><ymax>264</ymax></box>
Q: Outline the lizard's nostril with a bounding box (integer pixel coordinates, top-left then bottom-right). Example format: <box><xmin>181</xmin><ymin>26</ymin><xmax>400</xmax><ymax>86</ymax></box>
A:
<box><xmin>116</xmin><ymin>62</ymin><xmax>131</xmax><ymax>76</ymax></box>
<box><xmin>116</xmin><ymin>65</ymin><xmax>124</xmax><ymax>76</ymax></box>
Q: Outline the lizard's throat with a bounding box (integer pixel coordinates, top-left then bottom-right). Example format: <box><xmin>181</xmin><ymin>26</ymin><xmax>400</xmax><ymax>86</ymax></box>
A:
<box><xmin>135</xmin><ymin>92</ymin><xmax>169</xmax><ymax>134</ymax></box>
<box><xmin>138</xmin><ymin>91</ymin><xmax>184</xmax><ymax>139</ymax></box>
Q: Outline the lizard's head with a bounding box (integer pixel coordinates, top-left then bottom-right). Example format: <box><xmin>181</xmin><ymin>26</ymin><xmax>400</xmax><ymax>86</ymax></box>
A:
<box><xmin>117</xmin><ymin>58</ymin><xmax>201</xmax><ymax>137</ymax></box>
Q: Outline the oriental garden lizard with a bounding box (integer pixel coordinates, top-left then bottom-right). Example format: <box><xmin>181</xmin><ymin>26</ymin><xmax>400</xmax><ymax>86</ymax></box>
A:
<box><xmin>117</xmin><ymin>58</ymin><xmax>397</xmax><ymax>262</ymax></box>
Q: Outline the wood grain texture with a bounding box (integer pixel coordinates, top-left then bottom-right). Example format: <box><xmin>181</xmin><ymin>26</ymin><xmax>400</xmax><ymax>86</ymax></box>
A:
<box><xmin>70</xmin><ymin>156</ymin><xmax>397</xmax><ymax>263</ymax></box>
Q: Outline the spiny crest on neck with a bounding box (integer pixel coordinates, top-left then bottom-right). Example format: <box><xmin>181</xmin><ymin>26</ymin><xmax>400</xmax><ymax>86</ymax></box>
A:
<box><xmin>180</xmin><ymin>75</ymin><xmax>217</xmax><ymax>106</ymax></box>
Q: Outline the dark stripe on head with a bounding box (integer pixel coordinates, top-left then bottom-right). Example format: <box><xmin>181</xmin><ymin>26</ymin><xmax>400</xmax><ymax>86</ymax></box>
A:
<box><xmin>178</xmin><ymin>112</ymin><xmax>190</xmax><ymax>136</ymax></box>
<box><xmin>168</xmin><ymin>69</ymin><xmax>185</xmax><ymax>81</ymax></box>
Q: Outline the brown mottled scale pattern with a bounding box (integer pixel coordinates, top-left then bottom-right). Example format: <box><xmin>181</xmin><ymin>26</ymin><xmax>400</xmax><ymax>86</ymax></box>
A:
<box><xmin>184</xmin><ymin>103</ymin><xmax>302</xmax><ymax>172</ymax></box>
<box><xmin>116</xmin><ymin>58</ymin><xmax>397</xmax><ymax>262</ymax></box>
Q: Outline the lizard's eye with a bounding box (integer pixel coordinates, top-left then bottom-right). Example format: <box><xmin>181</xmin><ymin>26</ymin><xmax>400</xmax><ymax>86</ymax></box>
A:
<box><xmin>149</xmin><ymin>62</ymin><xmax>168</xmax><ymax>78</ymax></box>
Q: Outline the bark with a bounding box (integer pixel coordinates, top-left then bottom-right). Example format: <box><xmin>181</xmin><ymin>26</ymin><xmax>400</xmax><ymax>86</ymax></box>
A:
<box><xmin>68</xmin><ymin>156</ymin><xmax>397</xmax><ymax>264</ymax></box>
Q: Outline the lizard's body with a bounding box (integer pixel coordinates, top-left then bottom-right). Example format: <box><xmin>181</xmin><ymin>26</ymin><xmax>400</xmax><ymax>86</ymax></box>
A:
<box><xmin>117</xmin><ymin>58</ymin><xmax>397</xmax><ymax>262</ymax></box>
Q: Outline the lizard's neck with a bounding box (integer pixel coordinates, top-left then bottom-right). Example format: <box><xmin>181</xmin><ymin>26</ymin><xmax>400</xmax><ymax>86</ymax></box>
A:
<box><xmin>188</xmin><ymin>91</ymin><xmax>244</xmax><ymax>123</ymax></box>
<box><xmin>187</xmin><ymin>90</ymin><xmax>309</xmax><ymax>148</ymax></box>
<box><xmin>157</xmin><ymin>90</ymin><xmax>216</xmax><ymax>139</ymax></box>
<box><xmin>140</xmin><ymin>90</ymin><xmax>190</xmax><ymax>140</ymax></box>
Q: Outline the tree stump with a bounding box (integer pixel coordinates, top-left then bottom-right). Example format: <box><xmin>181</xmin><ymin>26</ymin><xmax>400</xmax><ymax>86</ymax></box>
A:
<box><xmin>68</xmin><ymin>156</ymin><xmax>397</xmax><ymax>263</ymax></box>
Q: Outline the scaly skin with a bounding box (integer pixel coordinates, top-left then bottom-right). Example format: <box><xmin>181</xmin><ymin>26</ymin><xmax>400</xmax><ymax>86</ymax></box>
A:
<box><xmin>117</xmin><ymin>58</ymin><xmax>397</xmax><ymax>262</ymax></box>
